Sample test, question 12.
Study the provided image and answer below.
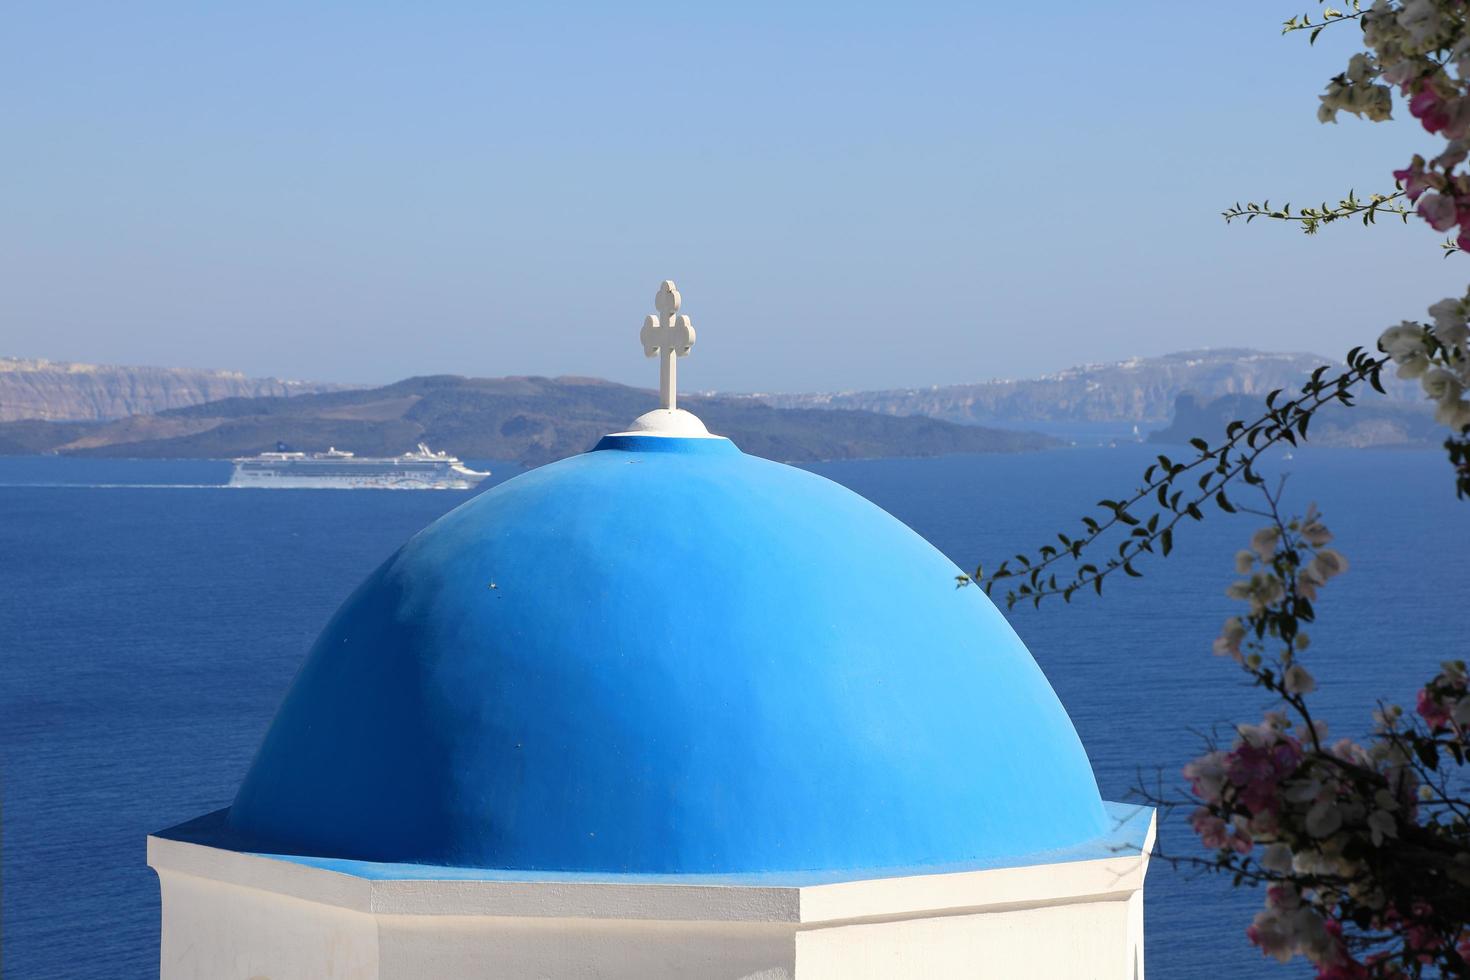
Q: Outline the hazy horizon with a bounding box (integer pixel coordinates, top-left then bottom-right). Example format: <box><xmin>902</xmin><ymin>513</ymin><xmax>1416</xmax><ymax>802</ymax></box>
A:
<box><xmin>2</xmin><ymin>344</ymin><xmax>1341</xmax><ymax>397</ymax></box>
<box><xmin>5</xmin><ymin>3</ymin><xmax>1466</xmax><ymax>393</ymax></box>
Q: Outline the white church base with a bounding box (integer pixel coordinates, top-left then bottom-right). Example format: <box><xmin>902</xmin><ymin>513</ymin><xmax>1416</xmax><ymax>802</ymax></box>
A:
<box><xmin>148</xmin><ymin>803</ymin><xmax>1152</xmax><ymax>980</ymax></box>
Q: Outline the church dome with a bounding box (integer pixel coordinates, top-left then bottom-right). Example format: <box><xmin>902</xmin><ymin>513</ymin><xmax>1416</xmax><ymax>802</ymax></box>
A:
<box><xmin>228</xmin><ymin>431</ymin><xmax>1110</xmax><ymax>875</ymax></box>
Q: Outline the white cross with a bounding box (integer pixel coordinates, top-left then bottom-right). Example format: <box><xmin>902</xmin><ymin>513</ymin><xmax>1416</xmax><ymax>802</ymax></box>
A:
<box><xmin>639</xmin><ymin>280</ymin><xmax>696</xmax><ymax>411</ymax></box>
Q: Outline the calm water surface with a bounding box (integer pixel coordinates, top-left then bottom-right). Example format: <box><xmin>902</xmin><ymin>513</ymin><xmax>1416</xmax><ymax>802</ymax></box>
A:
<box><xmin>2</xmin><ymin>447</ymin><xmax>1464</xmax><ymax>978</ymax></box>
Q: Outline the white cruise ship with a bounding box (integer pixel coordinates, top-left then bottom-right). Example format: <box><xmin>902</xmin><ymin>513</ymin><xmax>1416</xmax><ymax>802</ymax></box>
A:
<box><xmin>229</xmin><ymin>444</ymin><xmax>490</xmax><ymax>490</ymax></box>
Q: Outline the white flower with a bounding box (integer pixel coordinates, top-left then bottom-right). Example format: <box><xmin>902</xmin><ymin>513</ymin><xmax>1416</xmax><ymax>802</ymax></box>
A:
<box><xmin>1352</xmin><ymin>82</ymin><xmax>1394</xmax><ymax>122</ymax></box>
<box><xmin>1399</xmin><ymin>0</ymin><xmax>1445</xmax><ymax>45</ymax></box>
<box><xmin>1299</xmin><ymin>505</ymin><xmax>1333</xmax><ymax>547</ymax></box>
<box><xmin>1227</xmin><ymin>573</ymin><xmax>1285</xmax><ymax>615</ymax></box>
<box><xmin>1260</xmin><ymin>842</ymin><xmax>1294</xmax><ymax>873</ymax></box>
<box><xmin>1429</xmin><ymin>297</ymin><xmax>1461</xmax><ymax>326</ymax></box>
<box><xmin>1435</xmin><ymin>394</ymin><xmax>1470</xmax><ymax>430</ymax></box>
<box><xmin>1238</xmin><ymin>713</ymin><xmax>1291</xmax><ymax>747</ymax></box>
<box><xmin>1235</xmin><ymin>549</ymin><xmax>1256</xmax><ymax>574</ymax></box>
<box><xmin>1310</xmin><ymin>549</ymin><xmax>1349</xmax><ymax>581</ymax></box>
<box><xmin>1380</xmin><ymin>322</ymin><xmax>1427</xmax><ymax>360</ymax></box>
<box><xmin>1368</xmin><ymin>809</ymin><xmax>1398</xmax><ymax>846</ymax></box>
<box><xmin>1383</xmin><ymin>56</ymin><xmax>1420</xmax><ymax>88</ymax></box>
<box><xmin>1364</xmin><ymin>0</ymin><xmax>1404</xmax><ymax>48</ymax></box>
<box><xmin>1422</xmin><ymin>367</ymin><xmax>1465</xmax><ymax>405</ymax></box>
<box><xmin>1452</xmin><ymin>696</ymin><xmax>1470</xmax><ymax>728</ymax></box>
<box><xmin>1370</xmin><ymin>738</ymin><xmax>1411</xmax><ymax>767</ymax></box>
<box><xmin>1306</xmin><ymin>799</ymin><xmax>1343</xmax><ymax>837</ymax></box>
<box><xmin>1284</xmin><ymin>664</ymin><xmax>1316</xmax><ymax>696</ymax></box>
<box><xmin>1214</xmin><ymin>616</ymin><xmax>1247</xmax><ymax>659</ymax></box>
<box><xmin>1297</xmin><ymin>564</ymin><xmax>1326</xmax><ymax>601</ymax></box>
<box><xmin>1293</xmin><ymin>847</ymin><xmax>1328</xmax><ymax>875</ymax></box>
<box><xmin>1398</xmin><ymin>351</ymin><xmax>1432</xmax><ymax>379</ymax></box>
<box><xmin>1437</xmin><ymin>397</ymin><xmax>1470</xmax><ymax>431</ymax></box>
<box><xmin>1283</xmin><ymin>777</ymin><xmax>1324</xmax><ymax>803</ymax></box>
<box><xmin>1250</xmin><ymin>526</ymin><xmax>1280</xmax><ymax>562</ymax></box>
<box><xmin>1291</xmin><ymin>906</ymin><xmax>1337</xmax><ymax>961</ymax></box>
<box><xmin>1428</xmin><ymin>297</ymin><xmax>1470</xmax><ymax>348</ymax></box>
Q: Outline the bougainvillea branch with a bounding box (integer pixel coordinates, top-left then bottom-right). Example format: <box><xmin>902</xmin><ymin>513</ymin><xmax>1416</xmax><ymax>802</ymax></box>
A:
<box><xmin>963</xmin><ymin>3</ymin><xmax>1470</xmax><ymax>972</ymax></box>
<box><xmin>1137</xmin><ymin>489</ymin><xmax>1470</xmax><ymax>976</ymax></box>
<box><xmin>1282</xmin><ymin>4</ymin><xmax>1365</xmax><ymax>43</ymax></box>
<box><xmin>958</xmin><ymin>348</ymin><xmax>1388</xmax><ymax>608</ymax></box>
<box><xmin>1222</xmin><ymin>191</ymin><xmax>1410</xmax><ymax>234</ymax></box>
<box><xmin>964</xmin><ymin>305</ymin><xmax>1470</xmax><ymax>610</ymax></box>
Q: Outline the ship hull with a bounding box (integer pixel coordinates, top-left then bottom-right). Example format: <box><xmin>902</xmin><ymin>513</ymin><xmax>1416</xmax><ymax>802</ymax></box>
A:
<box><xmin>228</xmin><ymin>473</ymin><xmax>483</xmax><ymax>490</ymax></box>
<box><xmin>228</xmin><ymin>456</ymin><xmax>489</xmax><ymax>490</ymax></box>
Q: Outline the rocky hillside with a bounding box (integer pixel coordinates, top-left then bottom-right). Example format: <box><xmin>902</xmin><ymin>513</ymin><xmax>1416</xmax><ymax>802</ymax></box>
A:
<box><xmin>745</xmin><ymin>349</ymin><xmax>1418</xmax><ymax>426</ymax></box>
<box><xmin>0</xmin><ymin>374</ymin><xmax>1058</xmax><ymax>467</ymax></box>
<box><xmin>0</xmin><ymin>357</ymin><xmax>346</xmax><ymax>422</ymax></box>
<box><xmin>1150</xmin><ymin>392</ymin><xmax>1441</xmax><ymax>449</ymax></box>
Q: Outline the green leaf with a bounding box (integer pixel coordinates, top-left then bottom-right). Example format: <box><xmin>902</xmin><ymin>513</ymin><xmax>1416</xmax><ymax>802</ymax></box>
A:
<box><xmin>1416</xmin><ymin>739</ymin><xmax>1440</xmax><ymax>771</ymax></box>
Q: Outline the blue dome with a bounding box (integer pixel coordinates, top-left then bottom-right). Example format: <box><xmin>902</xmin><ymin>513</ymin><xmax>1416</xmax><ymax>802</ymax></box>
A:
<box><xmin>229</xmin><ymin>433</ymin><xmax>1109</xmax><ymax>874</ymax></box>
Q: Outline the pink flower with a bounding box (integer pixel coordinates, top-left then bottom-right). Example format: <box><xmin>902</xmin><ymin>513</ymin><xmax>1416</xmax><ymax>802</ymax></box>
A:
<box><xmin>1411</xmin><ymin>83</ymin><xmax>1452</xmax><ymax>133</ymax></box>
<box><xmin>1418</xmin><ymin>192</ymin><xmax>1461</xmax><ymax>231</ymax></box>
<box><xmin>1267</xmin><ymin>885</ymin><xmax>1301</xmax><ymax>910</ymax></box>
<box><xmin>1331</xmin><ymin>737</ymin><xmax>1371</xmax><ymax>766</ymax></box>
<box><xmin>1307</xmin><ymin>918</ymin><xmax>1367</xmax><ymax>975</ymax></box>
<box><xmin>1247</xmin><ymin>911</ymin><xmax>1297</xmax><ymax>963</ymax></box>
<box><xmin>1314</xmin><ymin>956</ymin><xmax>1369</xmax><ymax>979</ymax></box>
<box><xmin>1190</xmin><ymin>807</ymin><xmax>1231</xmax><ymax>849</ymax></box>
<box><xmin>1183</xmin><ymin>750</ymin><xmax>1228</xmax><ymax>802</ymax></box>
<box><xmin>1395</xmin><ymin>159</ymin><xmax>1436</xmax><ymax>202</ymax></box>
<box><xmin>1417</xmin><ymin>687</ymin><xmax>1452</xmax><ymax>729</ymax></box>
<box><xmin>1225</xmin><ymin>736</ymin><xmax>1302</xmax><ymax>815</ymax></box>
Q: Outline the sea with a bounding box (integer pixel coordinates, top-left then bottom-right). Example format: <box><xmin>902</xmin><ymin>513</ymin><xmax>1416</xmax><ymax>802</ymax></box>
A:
<box><xmin>2</xmin><ymin>445</ymin><xmax>1465</xmax><ymax>979</ymax></box>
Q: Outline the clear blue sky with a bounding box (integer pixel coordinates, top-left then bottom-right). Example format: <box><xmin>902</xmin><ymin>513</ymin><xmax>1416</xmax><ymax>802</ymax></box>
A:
<box><xmin>3</xmin><ymin>2</ymin><xmax>1466</xmax><ymax>392</ymax></box>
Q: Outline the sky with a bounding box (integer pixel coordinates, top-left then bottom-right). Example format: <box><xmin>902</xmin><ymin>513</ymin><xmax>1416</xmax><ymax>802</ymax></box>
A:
<box><xmin>3</xmin><ymin>2</ymin><xmax>1468</xmax><ymax>393</ymax></box>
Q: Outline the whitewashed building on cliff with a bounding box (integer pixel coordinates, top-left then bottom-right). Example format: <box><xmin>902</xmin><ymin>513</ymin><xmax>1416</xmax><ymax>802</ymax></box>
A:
<box><xmin>149</xmin><ymin>281</ymin><xmax>1153</xmax><ymax>978</ymax></box>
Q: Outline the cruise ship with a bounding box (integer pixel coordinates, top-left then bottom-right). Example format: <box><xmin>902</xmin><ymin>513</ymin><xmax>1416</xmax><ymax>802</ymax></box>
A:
<box><xmin>229</xmin><ymin>444</ymin><xmax>490</xmax><ymax>490</ymax></box>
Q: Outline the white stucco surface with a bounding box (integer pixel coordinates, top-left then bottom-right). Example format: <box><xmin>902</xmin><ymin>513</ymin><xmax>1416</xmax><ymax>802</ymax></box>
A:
<box><xmin>148</xmin><ymin>807</ymin><xmax>1152</xmax><ymax>979</ymax></box>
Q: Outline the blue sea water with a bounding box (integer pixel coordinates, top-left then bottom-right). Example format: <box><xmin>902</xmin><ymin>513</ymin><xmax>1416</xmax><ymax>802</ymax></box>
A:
<box><xmin>1</xmin><ymin>446</ymin><xmax>1465</xmax><ymax>978</ymax></box>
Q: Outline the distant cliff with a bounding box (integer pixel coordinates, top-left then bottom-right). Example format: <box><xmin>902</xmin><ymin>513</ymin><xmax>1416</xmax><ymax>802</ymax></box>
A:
<box><xmin>746</xmin><ymin>349</ymin><xmax>1418</xmax><ymax>426</ymax></box>
<box><xmin>0</xmin><ymin>374</ymin><xmax>1058</xmax><ymax>466</ymax></box>
<box><xmin>0</xmin><ymin>357</ymin><xmax>347</xmax><ymax>422</ymax></box>
<box><xmin>1150</xmin><ymin>392</ymin><xmax>1441</xmax><ymax>448</ymax></box>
